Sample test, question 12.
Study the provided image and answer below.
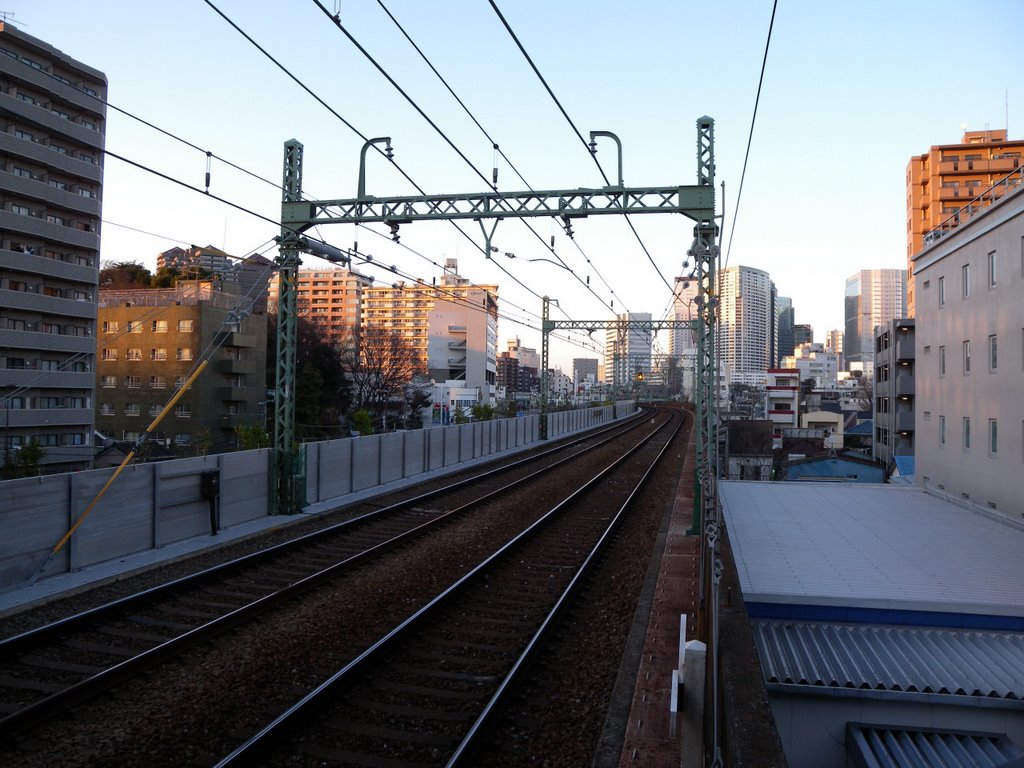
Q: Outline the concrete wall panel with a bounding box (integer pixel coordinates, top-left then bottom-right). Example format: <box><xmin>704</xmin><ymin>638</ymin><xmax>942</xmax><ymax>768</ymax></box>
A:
<box><xmin>427</xmin><ymin>428</ymin><xmax>446</xmax><ymax>471</ymax></box>
<box><xmin>0</xmin><ymin>475</ymin><xmax>72</xmax><ymax>585</ymax></box>
<box><xmin>380</xmin><ymin>433</ymin><xmax>405</xmax><ymax>484</ymax></box>
<box><xmin>71</xmin><ymin>465</ymin><xmax>154</xmax><ymax>569</ymax></box>
<box><xmin>404</xmin><ymin>430</ymin><xmax>425</xmax><ymax>477</ymax></box>
<box><xmin>221</xmin><ymin>450</ymin><xmax>269</xmax><ymax>527</ymax></box>
<box><xmin>316</xmin><ymin>439</ymin><xmax>352</xmax><ymax>500</ymax></box>
<box><xmin>351</xmin><ymin>434</ymin><xmax>382</xmax><ymax>491</ymax></box>
<box><xmin>444</xmin><ymin>427</ymin><xmax>461</xmax><ymax>467</ymax></box>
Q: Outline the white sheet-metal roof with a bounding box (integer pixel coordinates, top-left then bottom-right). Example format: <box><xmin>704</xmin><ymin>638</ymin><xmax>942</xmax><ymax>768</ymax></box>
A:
<box><xmin>720</xmin><ymin>482</ymin><xmax>1024</xmax><ymax>617</ymax></box>
<box><xmin>846</xmin><ymin>724</ymin><xmax>1024</xmax><ymax>768</ymax></box>
<box><xmin>753</xmin><ymin>619</ymin><xmax>1024</xmax><ymax>700</ymax></box>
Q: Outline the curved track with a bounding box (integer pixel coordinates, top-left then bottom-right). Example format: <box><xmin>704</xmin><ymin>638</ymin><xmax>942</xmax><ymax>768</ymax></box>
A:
<box><xmin>216</xmin><ymin>407</ymin><xmax>685</xmax><ymax>767</ymax></box>
<box><xmin>0</xmin><ymin>410</ymin><xmax>652</xmax><ymax>739</ymax></box>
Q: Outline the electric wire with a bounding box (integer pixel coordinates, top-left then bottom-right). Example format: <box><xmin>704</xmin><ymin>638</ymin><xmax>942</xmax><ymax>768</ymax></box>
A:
<box><xmin>723</xmin><ymin>0</ymin><xmax>777</xmax><ymax>269</ymax></box>
<box><xmin>202</xmin><ymin>0</ymin><xmax>564</xmax><ymax>321</ymax></box>
<box><xmin>370</xmin><ymin>0</ymin><xmax>623</xmax><ymax>316</ymax></box>
<box><xmin>487</xmin><ymin>0</ymin><xmax>672</xmax><ymax>295</ymax></box>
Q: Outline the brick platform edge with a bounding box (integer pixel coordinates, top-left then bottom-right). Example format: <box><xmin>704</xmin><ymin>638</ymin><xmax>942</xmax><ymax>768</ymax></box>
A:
<box><xmin>598</xmin><ymin>412</ymin><xmax>701</xmax><ymax>768</ymax></box>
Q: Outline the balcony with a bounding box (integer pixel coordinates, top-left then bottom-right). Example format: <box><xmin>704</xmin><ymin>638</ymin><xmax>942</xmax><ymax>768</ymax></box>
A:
<box><xmin>215</xmin><ymin>358</ymin><xmax>249</xmax><ymax>374</ymax></box>
<box><xmin>217</xmin><ymin>387</ymin><xmax>248</xmax><ymax>402</ymax></box>
<box><xmin>895</xmin><ymin>338</ymin><xmax>915</xmax><ymax>361</ymax></box>
<box><xmin>895</xmin><ymin>411</ymin><xmax>915</xmax><ymax>432</ymax></box>
<box><xmin>0</xmin><ymin>247</ymin><xmax>96</xmax><ymax>283</ymax></box>
<box><xmin>3</xmin><ymin>407</ymin><xmax>94</xmax><ymax>428</ymax></box>
<box><xmin>895</xmin><ymin>376</ymin><xmax>914</xmax><ymax>397</ymax></box>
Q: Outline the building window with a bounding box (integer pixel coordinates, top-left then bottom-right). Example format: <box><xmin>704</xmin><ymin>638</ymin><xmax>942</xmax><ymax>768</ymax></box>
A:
<box><xmin>989</xmin><ymin>419</ymin><xmax>998</xmax><ymax>456</ymax></box>
<box><xmin>174</xmin><ymin>404</ymin><xmax>191</xmax><ymax>418</ymax></box>
<box><xmin>938</xmin><ymin>345</ymin><xmax>946</xmax><ymax>377</ymax></box>
<box><xmin>126</xmin><ymin>348</ymin><xmax>142</xmax><ymax>361</ymax></box>
<box><xmin>128</xmin><ymin>321</ymin><xmax>143</xmax><ymax>334</ymax></box>
<box><xmin>150</xmin><ymin>375</ymin><xmax>166</xmax><ymax>389</ymax></box>
<box><xmin>124</xmin><ymin>403</ymin><xmax>140</xmax><ymax>416</ymax></box>
<box><xmin>100</xmin><ymin>375</ymin><xmax>116</xmax><ymax>388</ymax></box>
<box><xmin>962</xmin><ymin>340</ymin><xmax>971</xmax><ymax>374</ymax></box>
<box><xmin>152</xmin><ymin>320</ymin><xmax>168</xmax><ymax>333</ymax></box>
<box><xmin>963</xmin><ymin>417</ymin><xmax>971</xmax><ymax>450</ymax></box>
<box><xmin>148</xmin><ymin>404</ymin><xmax>162</xmax><ymax>416</ymax></box>
<box><xmin>151</xmin><ymin>348</ymin><xmax>167</xmax><ymax>361</ymax></box>
<box><xmin>101</xmin><ymin>348</ymin><xmax>117</xmax><ymax>361</ymax></box>
<box><xmin>176</xmin><ymin>348</ymin><xmax>193</xmax><ymax>362</ymax></box>
<box><xmin>988</xmin><ymin>250</ymin><xmax>997</xmax><ymax>288</ymax></box>
<box><xmin>103</xmin><ymin>321</ymin><xmax>119</xmax><ymax>334</ymax></box>
<box><xmin>174</xmin><ymin>433</ymin><xmax>191</xmax><ymax>446</ymax></box>
<box><xmin>100</xmin><ymin>404</ymin><xmax>115</xmax><ymax>416</ymax></box>
<box><xmin>962</xmin><ymin>264</ymin><xmax>970</xmax><ymax>298</ymax></box>
<box><xmin>989</xmin><ymin>334</ymin><xmax>997</xmax><ymax>372</ymax></box>
<box><xmin>177</xmin><ymin>319</ymin><xmax>194</xmax><ymax>333</ymax></box>
<box><xmin>66</xmin><ymin>433</ymin><xmax>85</xmax><ymax>446</ymax></box>
<box><xmin>125</xmin><ymin>375</ymin><xmax>141</xmax><ymax>389</ymax></box>
<box><xmin>174</xmin><ymin>376</ymin><xmax>186</xmax><ymax>389</ymax></box>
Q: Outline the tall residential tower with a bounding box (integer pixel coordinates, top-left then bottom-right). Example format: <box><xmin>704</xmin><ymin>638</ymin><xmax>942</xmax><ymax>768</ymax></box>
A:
<box><xmin>0</xmin><ymin>24</ymin><xmax>106</xmax><ymax>470</ymax></box>
<box><xmin>843</xmin><ymin>269</ymin><xmax>906</xmax><ymax>372</ymax></box>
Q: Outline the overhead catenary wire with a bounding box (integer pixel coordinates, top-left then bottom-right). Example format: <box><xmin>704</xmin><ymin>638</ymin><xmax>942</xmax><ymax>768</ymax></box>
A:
<box><xmin>723</xmin><ymin>0</ymin><xmax>777</xmax><ymax>270</ymax></box>
<box><xmin>369</xmin><ymin>0</ymin><xmax>624</xmax><ymax>316</ymax></box>
<box><xmin>202</xmin><ymin>0</ymin><xmax>573</xmax><ymax>325</ymax></box>
<box><xmin>488</xmin><ymin>0</ymin><xmax>673</xmax><ymax>296</ymax></box>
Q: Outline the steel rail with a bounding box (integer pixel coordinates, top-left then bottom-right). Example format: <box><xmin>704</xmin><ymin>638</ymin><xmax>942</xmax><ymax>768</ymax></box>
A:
<box><xmin>213</xmin><ymin>407</ymin><xmax>682</xmax><ymax>767</ymax></box>
<box><xmin>0</xmin><ymin>409</ymin><xmax>650</xmax><ymax>737</ymax></box>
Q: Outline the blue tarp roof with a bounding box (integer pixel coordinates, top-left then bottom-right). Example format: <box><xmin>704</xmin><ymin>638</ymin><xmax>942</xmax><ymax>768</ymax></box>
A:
<box><xmin>846</xmin><ymin>419</ymin><xmax>873</xmax><ymax>435</ymax></box>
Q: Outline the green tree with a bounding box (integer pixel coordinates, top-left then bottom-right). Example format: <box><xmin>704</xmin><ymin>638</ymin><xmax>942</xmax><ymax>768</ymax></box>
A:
<box><xmin>235</xmin><ymin>423</ymin><xmax>270</xmax><ymax>449</ymax></box>
<box><xmin>99</xmin><ymin>260</ymin><xmax>153</xmax><ymax>288</ymax></box>
<box><xmin>471</xmin><ymin>403</ymin><xmax>495</xmax><ymax>421</ymax></box>
<box><xmin>1</xmin><ymin>440</ymin><xmax>46</xmax><ymax>479</ymax></box>
<box><xmin>453</xmin><ymin>405</ymin><xmax>469</xmax><ymax>424</ymax></box>
<box><xmin>403</xmin><ymin>387</ymin><xmax>433</xmax><ymax>429</ymax></box>
<box><xmin>352</xmin><ymin>409</ymin><xmax>372</xmax><ymax>436</ymax></box>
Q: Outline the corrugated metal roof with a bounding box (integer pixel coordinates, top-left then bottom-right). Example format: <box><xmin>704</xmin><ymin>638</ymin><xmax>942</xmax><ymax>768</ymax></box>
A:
<box><xmin>847</xmin><ymin>724</ymin><xmax>1024</xmax><ymax>768</ymax></box>
<box><xmin>753</xmin><ymin>619</ymin><xmax>1024</xmax><ymax>700</ymax></box>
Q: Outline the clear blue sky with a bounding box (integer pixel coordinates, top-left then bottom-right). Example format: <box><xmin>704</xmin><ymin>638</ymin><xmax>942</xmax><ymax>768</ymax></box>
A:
<box><xmin>10</xmin><ymin>1</ymin><xmax>1024</xmax><ymax>371</ymax></box>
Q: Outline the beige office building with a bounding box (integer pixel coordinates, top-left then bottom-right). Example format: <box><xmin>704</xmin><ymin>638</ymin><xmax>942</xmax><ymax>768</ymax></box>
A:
<box><xmin>0</xmin><ymin>23</ymin><xmax>106</xmax><ymax>470</ymax></box>
<box><xmin>95</xmin><ymin>282</ymin><xmax>267</xmax><ymax>454</ymax></box>
<box><xmin>361</xmin><ymin>260</ymin><xmax>498</xmax><ymax>397</ymax></box>
<box><xmin>268</xmin><ymin>266</ymin><xmax>373</xmax><ymax>352</ymax></box>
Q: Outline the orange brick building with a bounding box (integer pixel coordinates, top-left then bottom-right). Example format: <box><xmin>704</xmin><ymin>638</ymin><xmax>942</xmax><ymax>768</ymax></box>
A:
<box><xmin>905</xmin><ymin>129</ymin><xmax>1023</xmax><ymax>315</ymax></box>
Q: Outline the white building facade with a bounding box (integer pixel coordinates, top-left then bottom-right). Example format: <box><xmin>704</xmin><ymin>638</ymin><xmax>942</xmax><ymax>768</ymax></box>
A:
<box><xmin>913</xmin><ymin>184</ymin><xmax>1023</xmax><ymax>516</ymax></box>
<box><xmin>844</xmin><ymin>269</ymin><xmax>906</xmax><ymax>372</ymax></box>
<box><xmin>718</xmin><ymin>265</ymin><xmax>775</xmax><ymax>386</ymax></box>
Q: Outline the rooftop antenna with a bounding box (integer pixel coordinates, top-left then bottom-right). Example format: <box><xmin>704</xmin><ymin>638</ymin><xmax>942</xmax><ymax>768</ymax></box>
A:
<box><xmin>0</xmin><ymin>11</ymin><xmax>23</xmax><ymax>25</ymax></box>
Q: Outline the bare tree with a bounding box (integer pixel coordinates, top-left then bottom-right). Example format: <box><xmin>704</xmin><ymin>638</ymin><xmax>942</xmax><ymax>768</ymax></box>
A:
<box><xmin>345</xmin><ymin>328</ymin><xmax>426</xmax><ymax>416</ymax></box>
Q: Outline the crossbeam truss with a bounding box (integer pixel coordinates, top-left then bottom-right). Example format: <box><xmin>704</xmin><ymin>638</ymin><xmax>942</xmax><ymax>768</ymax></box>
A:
<box><xmin>283</xmin><ymin>186</ymin><xmax>714</xmax><ymax>233</ymax></box>
<box><xmin>275</xmin><ymin>114</ymin><xmax>723</xmax><ymax>761</ymax></box>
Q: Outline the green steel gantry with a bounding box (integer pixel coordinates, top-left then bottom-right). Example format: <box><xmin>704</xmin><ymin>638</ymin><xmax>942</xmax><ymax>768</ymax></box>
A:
<box><xmin>272</xmin><ymin>120</ymin><xmax>719</xmax><ymax>526</ymax></box>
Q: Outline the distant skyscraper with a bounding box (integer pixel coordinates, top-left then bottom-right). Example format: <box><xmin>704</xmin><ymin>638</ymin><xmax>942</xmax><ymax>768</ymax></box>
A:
<box><xmin>718</xmin><ymin>266</ymin><xmax>775</xmax><ymax>385</ymax></box>
<box><xmin>906</xmin><ymin>129</ymin><xmax>1024</xmax><ymax>315</ymax></box>
<box><xmin>776</xmin><ymin>296</ymin><xmax>794</xmax><ymax>365</ymax></box>
<box><xmin>605</xmin><ymin>312</ymin><xmax>652</xmax><ymax>387</ymax></box>
<box><xmin>825</xmin><ymin>329</ymin><xmax>844</xmax><ymax>370</ymax></box>
<box><xmin>669</xmin><ymin>276</ymin><xmax>699</xmax><ymax>359</ymax></box>
<box><xmin>793</xmin><ymin>324</ymin><xmax>814</xmax><ymax>347</ymax></box>
<box><xmin>0</xmin><ymin>23</ymin><xmax>106</xmax><ymax>470</ymax></box>
<box><xmin>844</xmin><ymin>269</ymin><xmax>906</xmax><ymax>370</ymax></box>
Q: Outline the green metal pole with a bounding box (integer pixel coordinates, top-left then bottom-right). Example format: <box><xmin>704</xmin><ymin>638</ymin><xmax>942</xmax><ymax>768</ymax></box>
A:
<box><xmin>273</xmin><ymin>139</ymin><xmax>304</xmax><ymax>514</ymax></box>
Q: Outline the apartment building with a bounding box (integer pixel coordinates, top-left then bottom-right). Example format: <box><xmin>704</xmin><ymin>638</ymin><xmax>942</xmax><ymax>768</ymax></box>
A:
<box><xmin>912</xmin><ymin>183</ymin><xmax>1023</xmax><ymax>515</ymax></box>
<box><xmin>781</xmin><ymin>342</ymin><xmax>839</xmax><ymax>389</ymax></box>
<box><xmin>844</xmin><ymin>269</ymin><xmax>906</xmax><ymax>373</ymax></box>
<box><xmin>906</xmin><ymin>128</ymin><xmax>1024</xmax><ymax>314</ymax></box>
<box><xmin>873</xmin><ymin>318</ymin><xmax>915</xmax><ymax>468</ymax></box>
<box><xmin>825</xmin><ymin>329</ymin><xmax>844</xmax><ymax>370</ymax></box>
<box><xmin>718</xmin><ymin>265</ymin><xmax>775</xmax><ymax>386</ymax></box>
<box><xmin>157</xmin><ymin>245</ymin><xmax>233</xmax><ymax>276</ymax></box>
<box><xmin>0</xmin><ymin>23</ymin><xmax>106</xmax><ymax>470</ymax></box>
<box><xmin>764</xmin><ymin>369</ymin><xmax>800</xmax><ymax>431</ymax></box>
<box><xmin>268</xmin><ymin>266</ymin><xmax>373</xmax><ymax>352</ymax></box>
<box><xmin>361</xmin><ymin>260</ymin><xmax>498</xmax><ymax>400</ymax></box>
<box><xmin>95</xmin><ymin>282</ymin><xmax>267</xmax><ymax>454</ymax></box>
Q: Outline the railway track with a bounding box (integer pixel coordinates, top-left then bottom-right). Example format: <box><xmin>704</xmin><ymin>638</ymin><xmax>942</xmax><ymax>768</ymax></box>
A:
<box><xmin>216</xmin><ymin>407</ymin><xmax>685</xmax><ymax>767</ymax></box>
<box><xmin>0</xmin><ymin>409</ymin><xmax>653</xmax><ymax>742</ymax></box>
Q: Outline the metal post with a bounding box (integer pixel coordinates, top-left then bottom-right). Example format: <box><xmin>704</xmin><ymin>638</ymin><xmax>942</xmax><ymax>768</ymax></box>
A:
<box><xmin>540</xmin><ymin>296</ymin><xmax>552</xmax><ymax>439</ymax></box>
<box><xmin>273</xmin><ymin>139</ymin><xmax>304</xmax><ymax>514</ymax></box>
